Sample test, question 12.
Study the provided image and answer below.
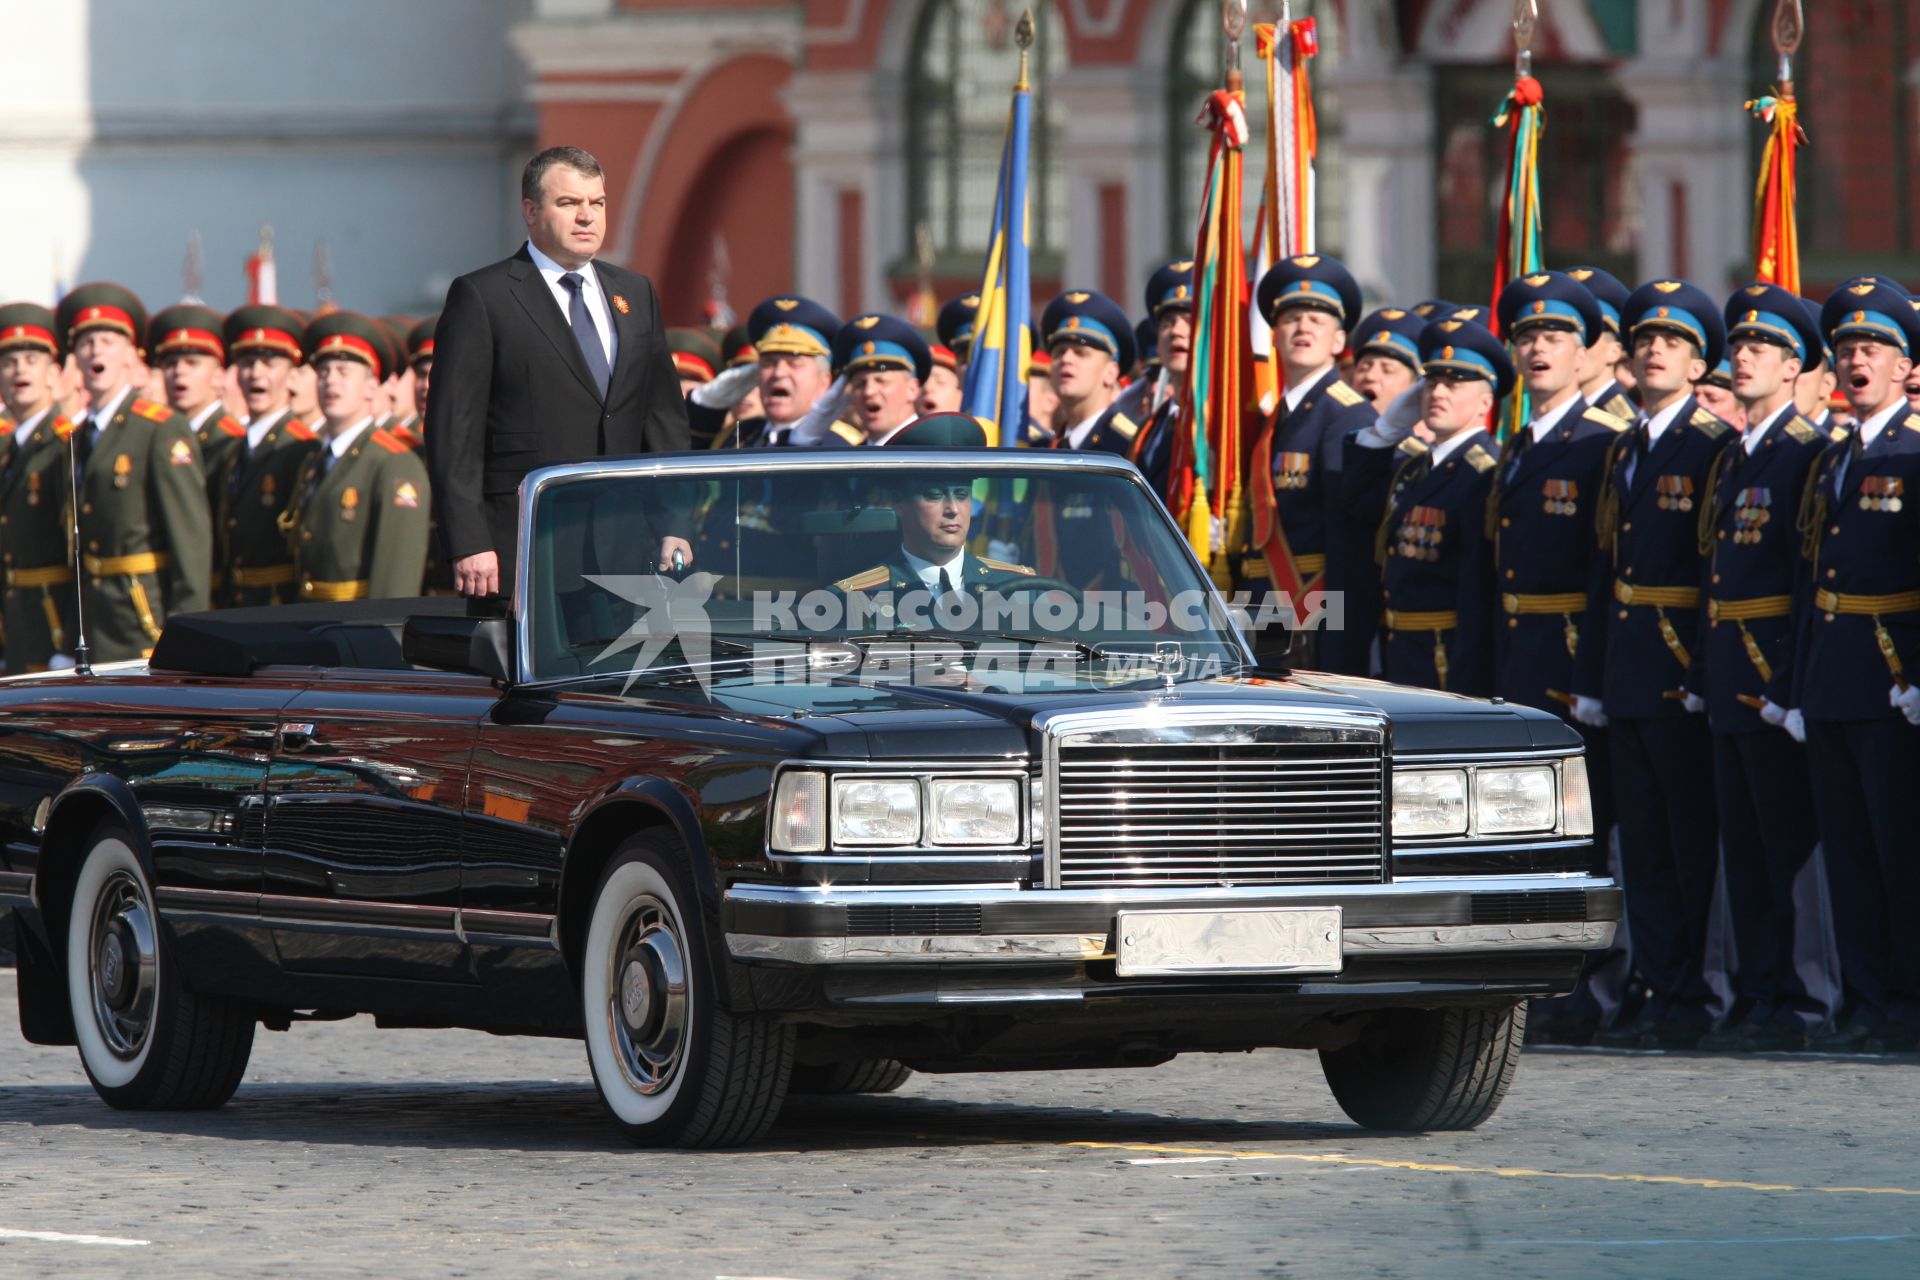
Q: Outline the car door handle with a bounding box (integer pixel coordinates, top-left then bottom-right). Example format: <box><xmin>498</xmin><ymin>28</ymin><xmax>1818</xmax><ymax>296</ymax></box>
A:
<box><xmin>279</xmin><ymin>722</ymin><xmax>318</xmax><ymax>752</ymax></box>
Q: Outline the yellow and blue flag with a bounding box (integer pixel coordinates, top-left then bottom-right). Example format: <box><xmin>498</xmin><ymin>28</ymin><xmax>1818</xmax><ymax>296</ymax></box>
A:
<box><xmin>960</xmin><ymin>62</ymin><xmax>1032</xmax><ymax>447</ymax></box>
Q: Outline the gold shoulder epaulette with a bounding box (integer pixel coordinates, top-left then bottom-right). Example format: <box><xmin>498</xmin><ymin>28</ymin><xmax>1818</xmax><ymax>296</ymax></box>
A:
<box><xmin>1785</xmin><ymin>416</ymin><xmax>1819</xmax><ymax>444</ymax></box>
<box><xmin>1602</xmin><ymin>393</ymin><xmax>1636</xmax><ymax>421</ymax></box>
<box><xmin>1328</xmin><ymin>381</ymin><xmax>1366</xmax><ymax>407</ymax></box>
<box><xmin>1394</xmin><ymin>437</ymin><xmax>1431</xmax><ymax>459</ymax></box>
<box><xmin>1829</xmin><ymin>425</ymin><xmax>1849</xmax><ymax>443</ymax></box>
<box><xmin>830</xmin><ymin>420</ymin><xmax>864</xmax><ymax>445</ymax></box>
<box><xmin>834</xmin><ymin>565</ymin><xmax>891</xmax><ymax>591</ymax></box>
<box><xmin>286</xmin><ymin>418</ymin><xmax>317</xmax><ymax>441</ymax></box>
<box><xmin>1583</xmin><ymin>406</ymin><xmax>1631</xmax><ymax>432</ymax></box>
<box><xmin>370</xmin><ymin>428</ymin><xmax>408</xmax><ymax>453</ymax></box>
<box><xmin>1904</xmin><ymin>414</ymin><xmax>1920</xmax><ymax>435</ymax></box>
<box><xmin>1464</xmin><ymin>443</ymin><xmax>1497</xmax><ymax>473</ymax></box>
<box><xmin>978</xmin><ymin>556</ymin><xmax>1035</xmax><ymax>576</ymax></box>
<box><xmin>215</xmin><ymin>414</ymin><xmax>246</xmax><ymax>438</ymax></box>
<box><xmin>1691</xmin><ymin>407</ymin><xmax>1730</xmax><ymax>437</ymax></box>
<box><xmin>130</xmin><ymin>398</ymin><xmax>171</xmax><ymax>422</ymax></box>
<box><xmin>1110</xmin><ymin>412</ymin><xmax>1139</xmax><ymax>441</ymax></box>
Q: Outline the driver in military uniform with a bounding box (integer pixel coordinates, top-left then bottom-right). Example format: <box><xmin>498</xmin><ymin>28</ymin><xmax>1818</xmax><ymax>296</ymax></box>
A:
<box><xmin>58</xmin><ymin>283</ymin><xmax>212</xmax><ymax>661</ymax></box>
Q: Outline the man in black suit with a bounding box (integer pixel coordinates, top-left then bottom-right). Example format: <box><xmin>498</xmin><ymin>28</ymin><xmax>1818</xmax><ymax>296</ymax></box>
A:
<box><xmin>426</xmin><ymin>145</ymin><xmax>690</xmax><ymax>597</ymax></box>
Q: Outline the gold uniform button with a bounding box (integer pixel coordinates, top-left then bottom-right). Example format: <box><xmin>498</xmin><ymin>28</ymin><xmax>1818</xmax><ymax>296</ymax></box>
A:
<box><xmin>1711</xmin><ymin>574</ymin><xmax>1720</xmax><ymax>584</ymax></box>
<box><xmin>1717</xmin><ymin>530</ymin><xmax>1726</xmax><ymax>540</ymax></box>
<box><xmin>1830</xmin><ymin>526</ymin><xmax>1841</xmax><ymax>535</ymax></box>
<box><xmin>1507</xmin><ymin>618</ymin><xmax>1519</xmax><ymax>629</ymax></box>
<box><xmin>1504</xmin><ymin>569</ymin><xmax>1515</xmax><ymax>580</ymax></box>
<box><xmin>1826</xmin><ymin>568</ymin><xmax>1836</xmax><ymax>578</ymax></box>
<box><xmin>227</xmin><ymin>518</ymin><xmax>238</xmax><ymax>528</ymax></box>
<box><xmin>81</xmin><ymin>503</ymin><xmax>91</xmax><ymax>514</ymax></box>
<box><xmin>1621</xmin><ymin>522</ymin><xmax>1632</xmax><ymax>532</ymax></box>
<box><xmin>1501</xmin><ymin>518</ymin><xmax>1511</xmax><ymax>528</ymax></box>
<box><xmin>1618</xmin><ymin>610</ymin><xmax>1629</xmax><ymax>620</ymax></box>
<box><xmin>1824</xmin><ymin>613</ymin><xmax>1835</xmax><ymax>622</ymax></box>
<box><xmin>302</xmin><ymin>531</ymin><xmax>312</xmax><ymax>541</ymax></box>
<box><xmin>91</xmin><ymin>577</ymin><xmax>102</xmax><ymax>588</ymax></box>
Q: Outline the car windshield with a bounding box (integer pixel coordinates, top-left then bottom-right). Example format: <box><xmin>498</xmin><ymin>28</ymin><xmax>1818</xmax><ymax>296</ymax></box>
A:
<box><xmin>522</xmin><ymin>454</ymin><xmax>1252</xmax><ymax>690</ymax></box>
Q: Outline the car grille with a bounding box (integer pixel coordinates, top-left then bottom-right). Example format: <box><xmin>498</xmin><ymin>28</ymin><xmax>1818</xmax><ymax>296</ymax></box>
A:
<box><xmin>1047</xmin><ymin>714</ymin><xmax>1388</xmax><ymax>890</ymax></box>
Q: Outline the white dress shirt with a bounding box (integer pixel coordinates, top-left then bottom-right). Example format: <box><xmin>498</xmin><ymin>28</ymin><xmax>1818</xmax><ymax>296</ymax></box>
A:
<box><xmin>246</xmin><ymin>406</ymin><xmax>288</xmax><ymax>452</ymax></box>
<box><xmin>1283</xmin><ymin>364</ymin><xmax>1337</xmax><ymax>415</ymax></box>
<box><xmin>12</xmin><ymin>407</ymin><xmax>49</xmax><ymax>448</ymax></box>
<box><xmin>324</xmin><ymin>417</ymin><xmax>375</xmax><ymax>467</ymax></box>
<box><xmin>1065</xmin><ymin>410</ymin><xmax>1105</xmax><ymax>451</ymax></box>
<box><xmin>88</xmin><ymin>385</ymin><xmax>133</xmax><ymax>439</ymax></box>
<box><xmin>1857</xmin><ymin>398</ymin><xmax>1903</xmax><ymax>450</ymax></box>
<box><xmin>1427</xmin><ymin>428</ymin><xmax>1478</xmax><ymax>468</ymax></box>
<box><xmin>1526</xmin><ymin>390</ymin><xmax>1582</xmax><ymax>442</ymax></box>
<box><xmin>900</xmin><ymin>545</ymin><xmax>964</xmax><ymax>594</ymax></box>
<box><xmin>189</xmin><ymin>401</ymin><xmax>225</xmax><ymax>434</ymax></box>
<box><xmin>525</xmin><ymin>239</ymin><xmax>618</xmax><ymax>369</ymax></box>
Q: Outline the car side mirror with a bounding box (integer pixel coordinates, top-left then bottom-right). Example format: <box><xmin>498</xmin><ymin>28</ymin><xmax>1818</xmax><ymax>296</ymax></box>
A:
<box><xmin>404</xmin><ymin>614</ymin><xmax>513</xmax><ymax>683</ymax></box>
<box><xmin>1245</xmin><ymin>618</ymin><xmax>1295</xmax><ymax>672</ymax></box>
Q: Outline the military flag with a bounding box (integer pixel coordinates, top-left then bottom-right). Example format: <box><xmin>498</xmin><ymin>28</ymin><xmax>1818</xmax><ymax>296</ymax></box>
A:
<box><xmin>1248</xmin><ymin>11</ymin><xmax>1318</xmax><ymax>415</ymax></box>
<box><xmin>1169</xmin><ymin>12</ymin><xmax>1254</xmax><ymax>587</ymax></box>
<box><xmin>1748</xmin><ymin>0</ymin><xmax>1806</xmax><ymax>293</ymax></box>
<box><xmin>245</xmin><ymin>225</ymin><xmax>277</xmax><ymax>306</ymax></box>
<box><xmin>960</xmin><ymin>10</ymin><xmax>1036</xmax><ymax>447</ymax></box>
<box><xmin>1490</xmin><ymin>0</ymin><xmax>1544</xmax><ymax>435</ymax></box>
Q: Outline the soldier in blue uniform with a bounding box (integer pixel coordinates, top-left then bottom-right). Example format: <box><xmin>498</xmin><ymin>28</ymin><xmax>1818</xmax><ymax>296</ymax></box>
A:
<box><xmin>1038</xmin><ymin>289</ymin><xmax>1139</xmax><ymax>456</ymax></box>
<box><xmin>687</xmin><ymin>296</ymin><xmax>860</xmax><ymax>449</ymax></box>
<box><xmin>1345</xmin><ymin>318</ymin><xmax>1507</xmax><ymax>693</ymax></box>
<box><xmin>1565</xmin><ymin>266</ymin><xmax>1637</xmax><ymax>421</ymax></box>
<box><xmin>1688</xmin><ymin>284</ymin><xmax>1842</xmax><ymax>1051</ymax></box>
<box><xmin>1125</xmin><ymin>259</ymin><xmax>1194</xmax><ymax>501</ymax></box>
<box><xmin>936</xmin><ymin>293</ymin><xmax>980</xmax><ymax>371</ymax></box>
<box><xmin>833</xmin><ymin>313</ymin><xmax>932</xmax><ymax>446</ymax></box>
<box><xmin>1574</xmin><ymin>279</ymin><xmax>1737</xmax><ymax>1049</ymax></box>
<box><xmin>1347</xmin><ymin>307</ymin><xmax>1425</xmax><ymax>414</ymax></box>
<box><xmin>1488</xmin><ymin>271</ymin><xmax>1631</xmax><ymax>1044</ymax></box>
<box><xmin>1246</xmin><ymin>254</ymin><xmax>1378</xmax><ymax>674</ymax></box>
<box><xmin>1785</xmin><ymin>279</ymin><xmax>1920</xmax><ymax>1052</ymax></box>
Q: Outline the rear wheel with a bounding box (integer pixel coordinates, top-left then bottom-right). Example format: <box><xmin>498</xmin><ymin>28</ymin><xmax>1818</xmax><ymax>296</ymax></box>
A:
<box><xmin>581</xmin><ymin>832</ymin><xmax>792</xmax><ymax>1147</ymax></box>
<box><xmin>789</xmin><ymin>1058</ymin><xmax>914</xmax><ymax>1096</ymax></box>
<box><xmin>1319</xmin><ymin>1002</ymin><xmax>1526</xmax><ymax>1131</ymax></box>
<box><xmin>65</xmin><ymin>822</ymin><xmax>254</xmax><ymax>1109</ymax></box>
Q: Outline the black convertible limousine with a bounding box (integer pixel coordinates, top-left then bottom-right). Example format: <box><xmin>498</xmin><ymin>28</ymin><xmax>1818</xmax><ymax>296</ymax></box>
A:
<box><xmin>0</xmin><ymin>450</ymin><xmax>1617</xmax><ymax>1146</ymax></box>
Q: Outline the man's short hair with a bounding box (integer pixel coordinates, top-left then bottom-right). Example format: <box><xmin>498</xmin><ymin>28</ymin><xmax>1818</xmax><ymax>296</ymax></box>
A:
<box><xmin>522</xmin><ymin>145</ymin><xmax>604</xmax><ymax>204</ymax></box>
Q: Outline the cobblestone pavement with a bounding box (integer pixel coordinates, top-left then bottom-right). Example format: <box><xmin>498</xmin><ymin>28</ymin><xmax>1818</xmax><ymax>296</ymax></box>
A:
<box><xmin>2</xmin><ymin>982</ymin><xmax>1916</xmax><ymax>1279</ymax></box>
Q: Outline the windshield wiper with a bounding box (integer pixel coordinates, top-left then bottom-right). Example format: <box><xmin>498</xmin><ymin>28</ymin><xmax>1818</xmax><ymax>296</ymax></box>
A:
<box><xmin>796</xmin><ymin>628</ymin><xmax>1109</xmax><ymax>661</ymax></box>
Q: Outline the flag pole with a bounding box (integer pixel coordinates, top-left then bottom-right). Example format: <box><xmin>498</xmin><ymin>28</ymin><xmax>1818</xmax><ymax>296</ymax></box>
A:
<box><xmin>1491</xmin><ymin>0</ymin><xmax>1543</xmax><ymax>439</ymax></box>
<box><xmin>1747</xmin><ymin>0</ymin><xmax>1805</xmax><ymax>291</ymax></box>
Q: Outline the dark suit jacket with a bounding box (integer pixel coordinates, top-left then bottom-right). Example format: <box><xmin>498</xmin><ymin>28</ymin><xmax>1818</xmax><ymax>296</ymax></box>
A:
<box><xmin>425</xmin><ymin>244</ymin><xmax>688</xmax><ymax>589</ymax></box>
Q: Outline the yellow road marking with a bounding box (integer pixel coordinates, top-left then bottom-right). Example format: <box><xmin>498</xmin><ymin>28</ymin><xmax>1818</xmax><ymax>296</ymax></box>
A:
<box><xmin>1061</xmin><ymin>1140</ymin><xmax>1920</xmax><ymax>1198</ymax></box>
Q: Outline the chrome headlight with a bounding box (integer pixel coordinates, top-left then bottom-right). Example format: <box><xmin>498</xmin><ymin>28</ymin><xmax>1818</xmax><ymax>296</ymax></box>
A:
<box><xmin>1392</xmin><ymin>769</ymin><xmax>1469</xmax><ymax>837</ymax></box>
<box><xmin>928</xmin><ymin>777</ymin><xmax>1021</xmax><ymax>845</ymax></box>
<box><xmin>1473</xmin><ymin>765</ymin><xmax>1558</xmax><ymax>835</ymax></box>
<box><xmin>831</xmin><ymin>776</ymin><xmax>921</xmax><ymax>846</ymax></box>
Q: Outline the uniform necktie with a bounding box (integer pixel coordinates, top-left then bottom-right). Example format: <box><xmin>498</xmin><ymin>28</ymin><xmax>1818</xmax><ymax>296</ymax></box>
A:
<box><xmin>1623</xmin><ymin>422</ymin><xmax>1650</xmax><ymax>489</ymax></box>
<box><xmin>936</xmin><ymin>567</ymin><xmax>956</xmax><ymax>602</ymax></box>
<box><xmin>561</xmin><ymin>272</ymin><xmax>613</xmax><ymax>399</ymax></box>
<box><xmin>74</xmin><ymin>418</ymin><xmax>102</xmax><ymax>484</ymax></box>
<box><xmin>1501</xmin><ymin>427</ymin><xmax>1531</xmax><ymax>482</ymax></box>
<box><xmin>1835</xmin><ymin>428</ymin><xmax>1864</xmax><ymax>497</ymax></box>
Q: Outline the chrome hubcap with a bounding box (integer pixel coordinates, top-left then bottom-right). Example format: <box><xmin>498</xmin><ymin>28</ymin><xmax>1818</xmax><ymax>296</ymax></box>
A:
<box><xmin>606</xmin><ymin>895</ymin><xmax>687</xmax><ymax>1096</ymax></box>
<box><xmin>89</xmin><ymin>870</ymin><xmax>158</xmax><ymax>1059</ymax></box>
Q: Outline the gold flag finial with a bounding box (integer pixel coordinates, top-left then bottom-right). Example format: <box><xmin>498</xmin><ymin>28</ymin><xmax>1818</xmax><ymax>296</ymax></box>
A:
<box><xmin>1773</xmin><ymin>0</ymin><xmax>1804</xmax><ymax>97</ymax></box>
<box><xmin>1513</xmin><ymin>0</ymin><xmax>1537</xmax><ymax>78</ymax></box>
<box><xmin>1223</xmin><ymin>0</ymin><xmax>1245</xmax><ymax>89</ymax></box>
<box><xmin>1014</xmin><ymin>8</ymin><xmax>1033</xmax><ymax>92</ymax></box>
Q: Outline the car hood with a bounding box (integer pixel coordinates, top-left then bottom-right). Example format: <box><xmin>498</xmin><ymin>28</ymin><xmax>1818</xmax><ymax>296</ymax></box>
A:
<box><xmin>637</xmin><ymin>663</ymin><xmax>1576</xmax><ymax>760</ymax></box>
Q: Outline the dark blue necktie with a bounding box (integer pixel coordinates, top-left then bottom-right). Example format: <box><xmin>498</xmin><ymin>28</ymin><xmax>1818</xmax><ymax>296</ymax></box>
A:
<box><xmin>561</xmin><ymin>272</ymin><xmax>612</xmax><ymax>399</ymax></box>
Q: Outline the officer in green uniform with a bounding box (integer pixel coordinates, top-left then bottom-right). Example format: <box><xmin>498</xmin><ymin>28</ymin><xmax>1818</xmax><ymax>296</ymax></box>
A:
<box><xmin>832</xmin><ymin>414</ymin><xmax>1053</xmax><ymax>613</ymax></box>
<box><xmin>281</xmin><ymin>312</ymin><xmax>431</xmax><ymax>601</ymax></box>
<box><xmin>216</xmin><ymin>306</ymin><xmax>321</xmax><ymax>607</ymax></box>
<box><xmin>0</xmin><ymin>303</ymin><xmax>79</xmax><ymax>670</ymax></box>
<box><xmin>57</xmin><ymin>283</ymin><xmax>212</xmax><ymax>661</ymax></box>
<box><xmin>149</xmin><ymin>303</ymin><xmax>244</xmax><ymax>514</ymax></box>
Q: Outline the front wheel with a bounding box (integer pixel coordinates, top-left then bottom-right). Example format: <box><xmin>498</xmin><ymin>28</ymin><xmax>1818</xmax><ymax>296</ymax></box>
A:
<box><xmin>581</xmin><ymin>832</ymin><xmax>793</xmax><ymax>1147</ymax></box>
<box><xmin>65</xmin><ymin>822</ymin><xmax>254</xmax><ymax>1109</ymax></box>
<box><xmin>1319</xmin><ymin>1002</ymin><xmax>1526</xmax><ymax>1131</ymax></box>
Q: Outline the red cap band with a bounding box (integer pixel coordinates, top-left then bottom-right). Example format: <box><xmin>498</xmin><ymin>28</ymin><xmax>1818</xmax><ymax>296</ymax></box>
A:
<box><xmin>69</xmin><ymin>304</ymin><xmax>136</xmax><ymax>341</ymax></box>
<box><xmin>155</xmin><ymin>327</ymin><xmax>225</xmax><ymax>359</ymax></box>
<box><xmin>313</xmin><ymin>333</ymin><xmax>382</xmax><ymax>377</ymax></box>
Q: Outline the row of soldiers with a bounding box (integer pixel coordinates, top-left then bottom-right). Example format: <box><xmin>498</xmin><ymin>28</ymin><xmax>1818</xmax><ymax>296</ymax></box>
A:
<box><xmin>668</xmin><ymin>259</ymin><xmax>1916</xmax><ymax>1055</ymax></box>
<box><xmin>0</xmin><ymin>284</ymin><xmax>437</xmax><ymax>669</ymax></box>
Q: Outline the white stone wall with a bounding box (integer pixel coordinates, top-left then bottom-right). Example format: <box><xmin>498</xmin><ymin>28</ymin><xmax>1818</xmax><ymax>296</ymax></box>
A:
<box><xmin>0</xmin><ymin>0</ymin><xmax>534</xmax><ymax>314</ymax></box>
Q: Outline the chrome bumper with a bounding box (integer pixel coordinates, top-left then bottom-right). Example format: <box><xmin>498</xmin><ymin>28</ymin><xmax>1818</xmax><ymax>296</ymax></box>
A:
<box><xmin>724</xmin><ymin>873</ymin><xmax>1619</xmax><ymax>965</ymax></box>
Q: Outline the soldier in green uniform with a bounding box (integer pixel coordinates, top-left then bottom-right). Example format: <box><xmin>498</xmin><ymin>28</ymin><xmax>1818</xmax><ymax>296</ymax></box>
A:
<box><xmin>57</xmin><ymin>283</ymin><xmax>212</xmax><ymax>661</ymax></box>
<box><xmin>0</xmin><ymin>303</ymin><xmax>79</xmax><ymax>670</ymax></box>
<box><xmin>216</xmin><ymin>306</ymin><xmax>320</xmax><ymax>607</ymax></box>
<box><xmin>281</xmin><ymin>312</ymin><xmax>431</xmax><ymax>602</ymax></box>
<box><xmin>149</xmin><ymin>303</ymin><xmax>244</xmax><ymax>515</ymax></box>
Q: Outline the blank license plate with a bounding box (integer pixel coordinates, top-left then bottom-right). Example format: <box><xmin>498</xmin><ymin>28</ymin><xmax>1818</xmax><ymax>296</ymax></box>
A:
<box><xmin>1114</xmin><ymin>907</ymin><xmax>1344</xmax><ymax>977</ymax></box>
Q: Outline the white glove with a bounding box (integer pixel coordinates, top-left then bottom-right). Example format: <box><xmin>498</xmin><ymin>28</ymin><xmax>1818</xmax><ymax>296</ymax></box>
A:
<box><xmin>1572</xmin><ymin>695</ymin><xmax>1608</xmax><ymax>728</ymax></box>
<box><xmin>1681</xmin><ymin>692</ymin><xmax>1705</xmax><ymax>714</ymax></box>
<box><xmin>1758</xmin><ymin>698</ymin><xmax>1787</xmax><ymax>728</ymax></box>
<box><xmin>689</xmin><ymin>362</ymin><xmax>759</xmax><ymax>410</ymax></box>
<box><xmin>48</xmin><ymin>654</ymin><xmax>76</xmax><ymax>671</ymax></box>
<box><xmin>1355</xmin><ymin>380</ymin><xmax>1424</xmax><ymax>448</ymax></box>
<box><xmin>1891</xmin><ymin>683</ymin><xmax>1920</xmax><ymax>726</ymax></box>
<box><xmin>785</xmin><ymin>375</ymin><xmax>853</xmax><ymax>447</ymax></box>
<box><xmin>987</xmin><ymin>538</ymin><xmax>1021</xmax><ymax>562</ymax></box>
<box><xmin>1784</xmin><ymin>708</ymin><xmax>1806</xmax><ymax>743</ymax></box>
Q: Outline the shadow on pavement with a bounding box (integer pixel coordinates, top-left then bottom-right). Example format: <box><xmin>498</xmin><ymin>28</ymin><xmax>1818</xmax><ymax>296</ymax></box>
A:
<box><xmin>0</xmin><ymin>1078</ymin><xmax>1386</xmax><ymax>1155</ymax></box>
